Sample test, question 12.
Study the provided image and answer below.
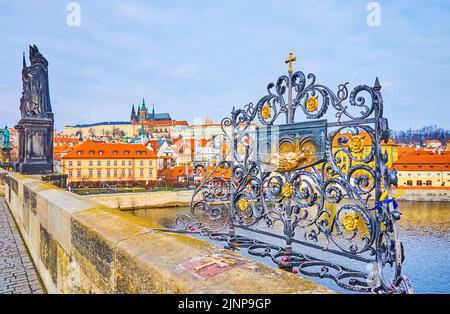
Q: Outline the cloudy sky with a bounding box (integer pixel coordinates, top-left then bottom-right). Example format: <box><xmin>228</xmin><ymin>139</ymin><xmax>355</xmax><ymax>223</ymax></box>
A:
<box><xmin>0</xmin><ymin>0</ymin><xmax>449</xmax><ymax>131</ymax></box>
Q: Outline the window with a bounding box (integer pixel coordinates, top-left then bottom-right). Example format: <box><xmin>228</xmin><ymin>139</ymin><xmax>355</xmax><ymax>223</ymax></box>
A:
<box><xmin>89</xmin><ymin>170</ymin><xmax>93</xmax><ymax>177</ymax></box>
<box><xmin>114</xmin><ymin>170</ymin><xmax>118</xmax><ymax>177</ymax></box>
<box><xmin>140</xmin><ymin>169</ymin><xmax>144</xmax><ymax>176</ymax></box>
<box><xmin>68</xmin><ymin>161</ymin><xmax>73</xmax><ymax>166</ymax></box>
<box><xmin>77</xmin><ymin>170</ymin><xmax>81</xmax><ymax>177</ymax></box>
<box><xmin>406</xmin><ymin>180</ymin><xmax>413</xmax><ymax>186</ymax></box>
<box><xmin>89</xmin><ymin>160</ymin><xmax>93</xmax><ymax>166</ymax></box>
<box><xmin>68</xmin><ymin>170</ymin><xmax>72</xmax><ymax>177</ymax></box>
<box><xmin>140</xmin><ymin>160</ymin><xmax>144</xmax><ymax>166</ymax></box>
<box><xmin>124</xmin><ymin>151</ymin><xmax>129</xmax><ymax>155</ymax></box>
<box><xmin>149</xmin><ymin>160</ymin><xmax>153</xmax><ymax>166</ymax></box>
<box><xmin>113</xmin><ymin>150</ymin><xmax>118</xmax><ymax>155</ymax></box>
<box><xmin>128</xmin><ymin>169</ymin><xmax>132</xmax><ymax>176</ymax></box>
<box><xmin>99</xmin><ymin>151</ymin><xmax>104</xmax><ymax>156</ymax></box>
<box><xmin>89</xmin><ymin>151</ymin><xmax>94</xmax><ymax>155</ymax></box>
<box><xmin>122</xmin><ymin>160</ymin><xmax>125</xmax><ymax>166</ymax></box>
<box><xmin>107</xmin><ymin>160</ymin><xmax>111</xmax><ymax>166</ymax></box>
<box><xmin>97</xmin><ymin>160</ymin><xmax>101</xmax><ymax>166</ymax></box>
<box><xmin>426</xmin><ymin>180</ymin><xmax>432</xmax><ymax>186</ymax></box>
<box><xmin>122</xmin><ymin>169</ymin><xmax>126</xmax><ymax>176</ymax></box>
<box><xmin>77</xmin><ymin>161</ymin><xmax>81</xmax><ymax>167</ymax></box>
<box><xmin>106</xmin><ymin>170</ymin><xmax>110</xmax><ymax>177</ymax></box>
<box><xmin>77</xmin><ymin>151</ymin><xmax>82</xmax><ymax>156</ymax></box>
<box><xmin>416</xmin><ymin>180</ymin><xmax>423</xmax><ymax>186</ymax></box>
<box><xmin>128</xmin><ymin>161</ymin><xmax>132</xmax><ymax>166</ymax></box>
<box><xmin>149</xmin><ymin>169</ymin><xmax>153</xmax><ymax>176</ymax></box>
<box><xmin>97</xmin><ymin>170</ymin><xmax>101</xmax><ymax>177</ymax></box>
<box><xmin>114</xmin><ymin>160</ymin><xmax>118</xmax><ymax>166</ymax></box>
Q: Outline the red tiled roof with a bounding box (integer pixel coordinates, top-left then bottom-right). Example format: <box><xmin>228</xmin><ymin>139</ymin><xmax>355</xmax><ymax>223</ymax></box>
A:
<box><xmin>144</xmin><ymin>120</ymin><xmax>189</xmax><ymax>126</ymax></box>
<box><xmin>398</xmin><ymin>147</ymin><xmax>434</xmax><ymax>157</ymax></box>
<box><xmin>53</xmin><ymin>143</ymin><xmax>74</xmax><ymax>161</ymax></box>
<box><xmin>162</xmin><ymin>165</ymin><xmax>231</xmax><ymax>181</ymax></box>
<box><xmin>393</xmin><ymin>154</ymin><xmax>450</xmax><ymax>171</ymax></box>
<box><xmin>62</xmin><ymin>139</ymin><xmax>157</xmax><ymax>159</ymax></box>
<box><xmin>54</xmin><ymin>135</ymin><xmax>79</xmax><ymax>144</ymax></box>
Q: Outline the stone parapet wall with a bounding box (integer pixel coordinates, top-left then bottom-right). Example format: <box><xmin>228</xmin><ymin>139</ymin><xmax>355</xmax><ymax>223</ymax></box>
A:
<box><xmin>87</xmin><ymin>188</ymin><xmax>449</xmax><ymax>212</ymax></box>
<box><xmin>3</xmin><ymin>171</ymin><xmax>332</xmax><ymax>294</ymax></box>
<box><xmin>0</xmin><ymin>168</ymin><xmax>8</xmax><ymax>196</ymax></box>
<box><xmin>86</xmin><ymin>190</ymin><xmax>194</xmax><ymax>210</ymax></box>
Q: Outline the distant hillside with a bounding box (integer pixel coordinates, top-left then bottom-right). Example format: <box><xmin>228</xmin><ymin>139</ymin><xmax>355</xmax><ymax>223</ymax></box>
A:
<box><xmin>390</xmin><ymin>125</ymin><xmax>450</xmax><ymax>145</ymax></box>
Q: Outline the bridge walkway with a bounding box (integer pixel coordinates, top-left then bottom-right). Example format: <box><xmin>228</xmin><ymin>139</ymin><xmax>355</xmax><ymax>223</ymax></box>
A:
<box><xmin>0</xmin><ymin>198</ymin><xmax>45</xmax><ymax>294</ymax></box>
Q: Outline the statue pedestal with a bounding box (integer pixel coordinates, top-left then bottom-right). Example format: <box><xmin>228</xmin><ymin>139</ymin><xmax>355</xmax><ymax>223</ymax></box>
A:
<box><xmin>14</xmin><ymin>116</ymin><xmax>54</xmax><ymax>175</ymax></box>
<box><xmin>1</xmin><ymin>147</ymin><xmax>11</xmax><ymax>163</ymax></box>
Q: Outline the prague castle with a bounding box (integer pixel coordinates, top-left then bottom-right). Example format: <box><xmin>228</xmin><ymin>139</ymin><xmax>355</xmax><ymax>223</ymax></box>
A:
<box><xmin>61</xmin><ymin>99</ymin><xmax>188</xmax><ymax>140</ymax></box>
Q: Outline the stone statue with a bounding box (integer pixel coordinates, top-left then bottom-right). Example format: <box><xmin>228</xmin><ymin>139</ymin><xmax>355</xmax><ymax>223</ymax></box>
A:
<box><xmin>0</xmin><ymin>126</ymin><xmax>11</xmax><ymax>149</ymax></box>
<box><xmin>14</xmin><ymin>45</ymin><xmax>54</xmax><ymax>174</ymax></box>
<box><xmin>20</xmin><ymin>45</ymin><xmax>52</xmax><ymax>118</ymax></box>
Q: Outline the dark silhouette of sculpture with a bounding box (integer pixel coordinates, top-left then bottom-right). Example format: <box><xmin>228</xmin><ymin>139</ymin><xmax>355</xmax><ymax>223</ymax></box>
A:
<box><xmin>14</xmin><ymin>45</ymin><xmax>54</xmax><ymax>174</ymax></box>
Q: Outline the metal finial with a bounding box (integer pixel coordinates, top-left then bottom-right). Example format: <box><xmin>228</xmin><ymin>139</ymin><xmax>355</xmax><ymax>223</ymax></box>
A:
<box><xmin>374</xmin><ymin>77</ymin><xmax>382</xmax><ymax>91</ymax></box>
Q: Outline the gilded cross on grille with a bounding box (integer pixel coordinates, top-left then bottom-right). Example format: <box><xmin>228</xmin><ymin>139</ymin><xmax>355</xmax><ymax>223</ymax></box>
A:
<box><xmin>193</xmin><ymin>255</ymin><xmax>238</xmax><ymax>272</ymax></box>
<box><xmin>285</xmin><ymin>52</ymin><xmax>297</xmax><ymax>73</ymax></box>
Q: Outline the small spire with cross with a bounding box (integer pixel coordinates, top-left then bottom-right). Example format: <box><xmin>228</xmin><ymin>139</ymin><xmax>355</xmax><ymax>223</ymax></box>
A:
<box><xmin>285</xmin><ymin>52</ymin><xmax>297</xmax><ymax>73</ymax></box>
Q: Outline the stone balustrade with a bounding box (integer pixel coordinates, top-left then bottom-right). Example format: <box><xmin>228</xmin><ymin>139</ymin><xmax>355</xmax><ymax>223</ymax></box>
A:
<box><xmin>2</xmin><ymin>171</ymin><xmax>333</xmax><ymax>294</ymax></box>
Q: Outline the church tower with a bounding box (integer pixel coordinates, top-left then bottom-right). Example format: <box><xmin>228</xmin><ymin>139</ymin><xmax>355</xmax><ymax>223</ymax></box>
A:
<box><xmin>138</xmin><ymin>98</ymin><xmax>148</xmax><ymax>122</ymax></box>
<box><xmin>130</xmin><ymin>104</ymin><xmax>137</xmax><ymax>123</ymax></box>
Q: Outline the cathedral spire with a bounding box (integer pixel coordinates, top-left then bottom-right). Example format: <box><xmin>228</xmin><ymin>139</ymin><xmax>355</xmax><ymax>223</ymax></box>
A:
<box><xmin>141</xmin><ymin>98</ymin><xmax>147</xmax><ymax>110</ymax></box>
<box><xmin>131</xmin><ymin>104</ymin><xmax>136</xmax><ymax>123</ymax></box>
<box><xmin>22</xmin><ymin>52</ymin><xmax>26</xmax><ymax>68</ymax></box>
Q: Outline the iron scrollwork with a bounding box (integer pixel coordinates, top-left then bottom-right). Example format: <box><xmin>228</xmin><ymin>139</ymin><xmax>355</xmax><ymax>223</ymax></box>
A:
<box><xmin>175</xmin><ymin>56</ymin><xmax>412</xmax><ymax>294</ymax></box>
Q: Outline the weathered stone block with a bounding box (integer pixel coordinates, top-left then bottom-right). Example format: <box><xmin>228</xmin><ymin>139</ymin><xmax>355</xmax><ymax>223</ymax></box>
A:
<box><xmin>40</xmin><ymin>225</ymin><xmax>58</xmax><ymax>284</ymax></box>
<box><xmin>40</xmin><ymin>189</ymin><xmax>96</xmax><ymax>253</ymax></box>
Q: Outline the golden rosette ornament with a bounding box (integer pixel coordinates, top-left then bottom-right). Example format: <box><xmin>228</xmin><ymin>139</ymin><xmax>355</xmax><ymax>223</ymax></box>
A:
<box><xmin>348</xmin><ymin>135</ymin><xmax>365</xmax><ymax>154</ymax></box>
<box><xmin>281</xmin><ymin>183</ymin><xmax>294</xmax><ymax>198</ymax></box>
<box><xmin>236</xmin><ymin>143</ymin><xmax>246</xmax><ymax>156</ymax></box>
<box><xmin>306</xmin><ymin>96</ymin><xmax>319</xmax><ymax>112</ymax></box>
<box><xmin>237</xmin><ymin>198</ymin><xmax>249</xmax><ymax>211</ymax></box>
<box><xmin>342</xmin><ymin>213</ymin><xmax>359</xmax><ymax>231</ymax></box>
<box><xmin>261</xmin><ymin>104</ymin><xmax>271</xmax><ymax>119</ymax></box>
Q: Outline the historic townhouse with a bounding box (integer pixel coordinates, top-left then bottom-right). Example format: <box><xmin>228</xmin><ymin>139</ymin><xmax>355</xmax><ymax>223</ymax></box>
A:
<box><xmin>61</xmin><ymin>139</ymin><xmax>158</xmax><ymax>187</ymax></box>
<box><xmin>393</xmin><ymin>153</ymin><xmax>450</xmax><ymax>188</ymax></box>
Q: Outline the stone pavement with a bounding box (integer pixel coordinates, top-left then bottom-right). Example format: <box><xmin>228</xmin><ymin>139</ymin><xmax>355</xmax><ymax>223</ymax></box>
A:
<box><xmin>0</xmin><ymin>198</ymin><xmax>45</xmax><ymax>294</ymax></box>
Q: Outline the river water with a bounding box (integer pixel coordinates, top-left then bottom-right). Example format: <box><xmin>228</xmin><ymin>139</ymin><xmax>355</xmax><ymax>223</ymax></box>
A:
<box><xmin>130</xmin><ymin>201</ymin><xmax>450</xmax><ymax>294</ymax></box>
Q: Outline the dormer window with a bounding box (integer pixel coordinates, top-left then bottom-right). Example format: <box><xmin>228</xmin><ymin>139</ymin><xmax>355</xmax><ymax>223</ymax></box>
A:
<box><xmin>89</xmin><ymin>150</ymin><xmax>94</xmax><ymax>155</ymax></box>
<box><xmin>112</xmin><ymin>150</ymin><xmax>118</xmax><ymax>155</ymax></box>
<box><xmin>77</xmin><ymin>151</ymin><xmax>82</xmax><ymax>156</ymax></box>
<box><xmin>99</xmin><ymin>151</ymin><xmax>104</xmax><ymax>155</ymax></box>
<box><xmin>124</xmin><ymin>151</ymin><xmax>129</xmax><ymax>155</ymax></box>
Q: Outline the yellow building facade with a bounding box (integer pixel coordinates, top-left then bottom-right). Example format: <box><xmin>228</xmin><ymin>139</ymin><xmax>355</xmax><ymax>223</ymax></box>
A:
<box><xmin>62</xmin><ymin>140</ymin><xmax>158</xmax><ymax>187</ymax></box>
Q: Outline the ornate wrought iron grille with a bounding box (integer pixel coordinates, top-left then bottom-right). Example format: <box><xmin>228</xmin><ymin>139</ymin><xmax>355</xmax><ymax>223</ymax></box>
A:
<box><xmin>174</xmin><ymin>55</ymin><xmax>412</xmax><ymax>294</ymax></box>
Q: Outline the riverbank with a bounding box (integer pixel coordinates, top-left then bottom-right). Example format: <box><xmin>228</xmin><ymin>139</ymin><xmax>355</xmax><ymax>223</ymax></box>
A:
<box><xmin>85</xmin><ymin>187</ymin><xmax>450</xmax><ymax>211</ymax></box>
<box><xmin>393</xmin><ymin>187</ymin><xmax>450</xmax><ymax>202</ymax></box>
